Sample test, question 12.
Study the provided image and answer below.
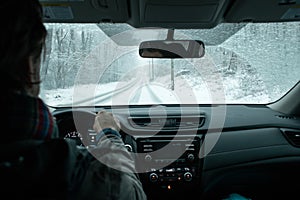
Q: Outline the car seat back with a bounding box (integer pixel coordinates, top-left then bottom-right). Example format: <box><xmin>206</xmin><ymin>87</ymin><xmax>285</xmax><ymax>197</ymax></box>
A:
<box><xmin>0</xmin><ymin>138</ymin><xmax>77</xmax><ymax>199</ymax></box>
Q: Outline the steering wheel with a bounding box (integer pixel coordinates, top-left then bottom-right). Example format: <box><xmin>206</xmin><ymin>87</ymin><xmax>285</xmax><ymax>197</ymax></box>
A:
<box><xmin>54</xmin><ymin>109</ymin><xmax>97</xmax><ymax>147</ymax></box>
<box><xmin>54</xmin><ymin>109</ymin><xmax>131</xmax><ymax>150</ymax></box>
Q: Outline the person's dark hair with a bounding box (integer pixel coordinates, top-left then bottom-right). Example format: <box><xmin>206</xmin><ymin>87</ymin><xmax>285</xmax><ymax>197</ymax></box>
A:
<box><xmin>0</xmin><ymin>0</ymin><xmax>47</xmax><ymax>92</ymax></box>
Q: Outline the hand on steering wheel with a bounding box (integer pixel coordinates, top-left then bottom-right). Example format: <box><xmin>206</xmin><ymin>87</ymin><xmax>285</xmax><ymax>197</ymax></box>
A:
<box><xmin>93</xmin><ymin>110</ymin><xmax>121</xmax><ymax>134</ymax></box>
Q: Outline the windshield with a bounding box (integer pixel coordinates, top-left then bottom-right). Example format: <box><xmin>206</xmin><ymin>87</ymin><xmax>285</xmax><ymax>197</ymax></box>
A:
<box><xmin>40</xmin><ymin>22</ymin><xmax>300</xmax><ymax>107</ymax></box>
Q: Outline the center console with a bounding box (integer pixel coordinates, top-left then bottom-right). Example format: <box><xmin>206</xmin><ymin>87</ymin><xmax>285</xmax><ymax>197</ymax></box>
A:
<box><xmin>133</xmin><ymin>134</ymin><xmax>203</xmax><ymax>199</ymax></box>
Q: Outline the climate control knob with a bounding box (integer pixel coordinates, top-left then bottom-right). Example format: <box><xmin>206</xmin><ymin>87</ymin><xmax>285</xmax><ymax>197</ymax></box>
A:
<box><xmin>187</xmin><ymin>153</ymin><xmax>195</xmax><ymax>162</ymax></box>
<box><xmin>149</xmin><ymin>173</ymin><xmax>158</xmax><ymax>182</ymax></box>
<box><xmin>184</xmin><ymin>172</ymin><xmax>192</xmax><ymax>181</ymax></box>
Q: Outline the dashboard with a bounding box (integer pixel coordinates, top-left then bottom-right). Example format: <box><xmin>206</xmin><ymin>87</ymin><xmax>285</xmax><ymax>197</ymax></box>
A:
<box><xmin>53</xmin><ymin>105</ymin><xmax>300</xmax><ymax>199</ymax></box>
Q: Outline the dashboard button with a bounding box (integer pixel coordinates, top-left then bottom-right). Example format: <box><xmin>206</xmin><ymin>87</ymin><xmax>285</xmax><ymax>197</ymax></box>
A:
<box><xmin>149</xmin><ymin>173</ymin><xmax>158</xmax><ymax>182</ymax></box>
<box><xmin>184</xmin><ymin>172</ymin><xmax>192</xmax><ymax>181</ymax></box>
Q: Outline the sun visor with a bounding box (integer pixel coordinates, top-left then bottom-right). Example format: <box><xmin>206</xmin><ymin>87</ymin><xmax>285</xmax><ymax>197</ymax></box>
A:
<box><xmin>224</xmin><ymin>0</ymin><xmax>300</xmax><ymax>23</ymax></box>
<box><xmin>40</xmin><ymin>0</ymin><xmax>129</xmax><ymax>23</ymax></box>
<box><xmin>128</xmin><ymin>0</ymin><xmax>230</xmax><ymax>29</ymax></box>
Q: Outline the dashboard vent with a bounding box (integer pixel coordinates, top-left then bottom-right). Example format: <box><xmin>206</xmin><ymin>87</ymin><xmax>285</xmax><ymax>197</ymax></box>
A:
<box><xmin>276</xmin><ymin>115</ymin><xmax>296</xmax><ymax>120</ymax></box>
<box><xmin>128</xmin><ymin>115</ymin><xmax>205</xmax><ymax>130</ymax></box>
<box><xmin>281</xmin><ymin>129</ymin><xmax>300</xmax><ymax>147</ymax></box>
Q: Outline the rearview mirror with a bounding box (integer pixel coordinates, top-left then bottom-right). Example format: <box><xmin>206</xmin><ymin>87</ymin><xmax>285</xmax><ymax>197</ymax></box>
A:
<box><xmin>139</xmin><ymin>40</ymin><xmax>205</xmax><ymax>58</ymax></box>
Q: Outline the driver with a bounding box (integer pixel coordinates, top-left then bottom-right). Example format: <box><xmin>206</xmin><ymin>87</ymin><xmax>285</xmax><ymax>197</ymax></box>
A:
<box><xmin>0</xmin><ymin>0</ymin><xmax>146</xmax><ymax>199</ymax></box>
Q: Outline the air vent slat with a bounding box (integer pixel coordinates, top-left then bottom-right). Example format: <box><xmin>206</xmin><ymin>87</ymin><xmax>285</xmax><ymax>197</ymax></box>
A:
<box><xmin>128</xmin><ymin>115</ymin><xmax>205</xmax><ymax>130</ymax></box>
<box><xmin>276</xmin><ymin>115</ymin><xmax>296</xmax><ymax>120</ymax></box>
<box><xmin>281</xmin><ymin>129</ymin><xmax>300</xmax><ymax>147</ymax></box>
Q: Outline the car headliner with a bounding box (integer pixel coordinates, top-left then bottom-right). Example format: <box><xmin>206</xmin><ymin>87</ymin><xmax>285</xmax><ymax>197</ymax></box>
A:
<box><xmin>41</xmin><ymin>0</ymin><xmax>300</xmax><ymax>28</ymax></box>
